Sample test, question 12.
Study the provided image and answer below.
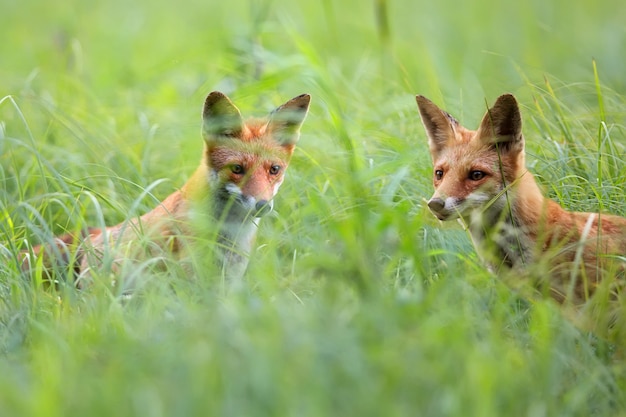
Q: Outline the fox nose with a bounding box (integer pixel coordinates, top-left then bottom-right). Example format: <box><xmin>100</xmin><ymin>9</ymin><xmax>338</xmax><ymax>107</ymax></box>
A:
<box><xmin>254</xmin><ymin>200</ymin><xmax>273</xmax><ymax>217</ymax></box>
<box><xmin>427</xmin><ymin>198</ymin><xmax>445</xmax><ymax>214</ymax></box>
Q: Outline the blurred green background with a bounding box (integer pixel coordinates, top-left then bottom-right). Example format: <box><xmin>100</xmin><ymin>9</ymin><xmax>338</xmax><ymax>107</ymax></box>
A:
<box><xmin>2</xmin><ymin>0</ymin><xmax>626</xmax><ymax>416</ymax></box>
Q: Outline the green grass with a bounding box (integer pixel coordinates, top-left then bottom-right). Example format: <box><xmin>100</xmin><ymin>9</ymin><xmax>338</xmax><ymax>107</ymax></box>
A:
<box><xmin>2</xmin><ymin>0</ymin><xmax>626</xmax><ymax>415</ymax></box>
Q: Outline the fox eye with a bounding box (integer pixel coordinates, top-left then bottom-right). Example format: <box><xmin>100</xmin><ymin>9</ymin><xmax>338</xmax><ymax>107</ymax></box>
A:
<box><xmin>434</xmin><ymin>170</ymin><xmax>444</xmax><ymax>180</ymax></box>
<box><xmin>469</xmin><ymin>170</ymin><xmax>486</xmax><ymax>181</ymax></box>
<box><xmin>269</xmin><ymin>165</ymin><xmax>281</xmax><ymax>175</ymax></box>
<box><xmin>231</xmin><ymin>164</ymin><xmax>245</xmax><ymax>175</ymax></box>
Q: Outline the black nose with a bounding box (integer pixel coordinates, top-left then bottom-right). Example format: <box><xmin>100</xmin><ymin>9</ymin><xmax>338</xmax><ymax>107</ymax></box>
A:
<box><xmin>254</xmin><ymin>200</ymin><xmax>273</xmax><ymax>217</ymax></box>
<box><xmin>427</xmin><ymin>198</ymin><xmax>445</xmax><ymax>213</ymax></box>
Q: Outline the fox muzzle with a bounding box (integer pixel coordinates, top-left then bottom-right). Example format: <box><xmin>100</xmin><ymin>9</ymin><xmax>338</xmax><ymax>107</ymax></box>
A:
<box><xmin>427</xmin><ymin>197</ymin><xmax>458</xmax><ymax>221</ymax></box>
<box><xmin>254</xmin><ymin>199</ymin><xmax>273</xmax><ymax>217</ymax></box>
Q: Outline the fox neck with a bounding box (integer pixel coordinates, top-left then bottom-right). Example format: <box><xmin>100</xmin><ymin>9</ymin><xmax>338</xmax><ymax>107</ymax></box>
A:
<box><xmin>467</xmin><ymin>171</ymin><xmax>547</xmax><ymax>271</ymax></box>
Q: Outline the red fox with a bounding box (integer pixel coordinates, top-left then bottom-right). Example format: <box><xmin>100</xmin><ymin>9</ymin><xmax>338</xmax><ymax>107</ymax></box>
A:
<box><xmin>416</xmin><ymin>93</ymin><xmax>626</xmax><ymax>302</ymax></box>
<box><xmin>21</xmin><ymin>91</ymin><xmax>310</xmax><ymax>286</ymax></box>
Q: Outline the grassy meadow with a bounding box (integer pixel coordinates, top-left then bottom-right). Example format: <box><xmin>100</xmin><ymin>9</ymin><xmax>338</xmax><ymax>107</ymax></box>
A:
<box><xmin>2</xmin><ymin>0</ymin><xmax>626</xmax><ymax>415</ymax></box>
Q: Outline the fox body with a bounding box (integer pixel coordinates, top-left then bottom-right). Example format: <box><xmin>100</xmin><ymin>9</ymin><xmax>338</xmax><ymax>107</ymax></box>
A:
<box><xmin>22</xmin><ymin>91</ymin><xmax>310</xmax><ymax>285</ymax></box>
<box><xmin>416</xmin><ymin>94</ymin><xmax>626</xmax><ymax>301</ymax></box>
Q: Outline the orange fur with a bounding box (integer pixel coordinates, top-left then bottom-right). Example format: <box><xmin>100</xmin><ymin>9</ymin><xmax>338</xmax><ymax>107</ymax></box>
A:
<box><xmin>416</xmin><ymin>93</ymin><xmax>626</xmax><ymax>302</ymax></box>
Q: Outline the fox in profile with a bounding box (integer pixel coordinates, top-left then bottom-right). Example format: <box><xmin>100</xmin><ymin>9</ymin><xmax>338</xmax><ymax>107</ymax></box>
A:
<box><xmin>416</xmin><ymin>93</ymin><xmax>626</xmax><ymax>302</ymax></box>
<box><xmin>21</xmin><ymin>91</ymin><xmax>310</xmax><ymax>285</ymax></box>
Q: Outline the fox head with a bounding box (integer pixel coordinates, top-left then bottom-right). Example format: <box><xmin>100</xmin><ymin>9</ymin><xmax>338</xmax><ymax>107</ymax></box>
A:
<box><xmin>202</xmin><ymin>91</ymin><xmax>310</xmax><ymax>219</ymax></box>
<box><xmin>416</xmin><ymin>94</ymin><xmax>526</xmax><ymax>222</ymax></box>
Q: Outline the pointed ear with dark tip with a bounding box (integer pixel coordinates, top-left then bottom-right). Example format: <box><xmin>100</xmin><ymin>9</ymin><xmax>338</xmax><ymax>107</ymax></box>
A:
<box><xmin>202</xmin><ymin>91</ymin><xmax>244</xmax><ymax>139</ymax></box>
<box><xmin>415</xmin><ymin>95</ymin><xmax>458</xmax><ymax>158</ymax></box>
<box><xmin>267</xmin><ymin>94</ymin><xmax>311</xmax><ymax>146</ymax></box>
<box><xmin>477</xmin><ymin>94</ymin><xmax>524</xmax><ymax>152</ymax></box>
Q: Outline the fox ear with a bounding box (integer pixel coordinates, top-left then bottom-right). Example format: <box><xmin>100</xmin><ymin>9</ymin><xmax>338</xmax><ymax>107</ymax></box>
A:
<box><xmin>477</xmin><ymin>94</ymin><xmax>523</xmax><ymax>152</ymax></box>
<box><xmin>267</xmin><ymin>94</ymin><xmax>311</xmax><ymax>146</ymax></box>
<box><xmin>202</xmin><ymin>91</ymin><xmax>244</xmax><ymax>139</ymax></box>
<box><xmin>415</xmin><ymin>95</ymin><xmax>458</xmax><ymax>158</ymax></box>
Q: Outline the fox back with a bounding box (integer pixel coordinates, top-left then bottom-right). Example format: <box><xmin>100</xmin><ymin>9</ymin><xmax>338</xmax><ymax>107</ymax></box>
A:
<box><xmin>416</xmin><ymin>94</ymin><xmax>626</xmax><ymax>302</ymax></box>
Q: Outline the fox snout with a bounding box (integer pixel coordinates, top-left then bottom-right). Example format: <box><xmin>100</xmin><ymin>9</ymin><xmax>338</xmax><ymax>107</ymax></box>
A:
<box><xmin>427</xmin><ymin>196</ymin><xmax>463</xmax><ymax>221</ymax></box>
<box><xmin>427</xmin><ymin>197</ymin><xmax>451</xmax><ymax>221</ymax></box>
<box><xmin>427</xmin><ymin>197</ymin><xmax>446</xmax><ymax>219</ymax></box>
<box><xmin>239</xmin><ymin>196</ymin><xmax>274</xmax><ymax>217</ymax></box>
<box><xmin>221</xmin><ymin>182</ymin><xmax>276</xmax><ymax>218</ymax></box>
<box><xmin>253</xmin><ymin>199</ymin><xmax>273</xmax><ymax>217</ymax></box>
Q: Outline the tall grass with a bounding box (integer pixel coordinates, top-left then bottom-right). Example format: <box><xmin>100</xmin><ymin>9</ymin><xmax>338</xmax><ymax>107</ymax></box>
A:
<box><xmin>2</xmin><ymin>0</ymin><xmax>626</xmax><ymax>415</ymax></box>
